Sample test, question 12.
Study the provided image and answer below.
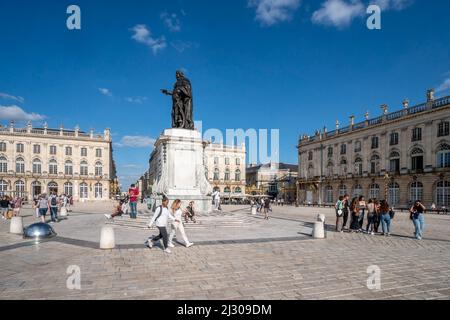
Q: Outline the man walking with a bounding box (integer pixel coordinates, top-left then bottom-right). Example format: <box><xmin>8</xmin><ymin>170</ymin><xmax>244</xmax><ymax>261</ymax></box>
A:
<box><xmin>128</xmin><ymin>184</ymin><xmax>140</xmax><ymax>219</ymax></box>
<box><xmin>48</xmin><ymin>191</ymin><xmax>59</xmax><ymax>223</ymax></box>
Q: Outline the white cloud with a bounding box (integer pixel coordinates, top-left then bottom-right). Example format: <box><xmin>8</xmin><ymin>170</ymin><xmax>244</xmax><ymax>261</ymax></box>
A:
<box><xmin>120</xmin><ymin>164</ymin><xmax>144</xmax><ymax>169</ymax></box>
<box><xmin>0</xmin><ymin>92</ymin><xmax>25</xmax><ymax>104</ymax></box>
<box><xmin>161</xmin><ymin>12</ymin><xmax>181</xmax><ymax>32</ymax></box>
<box><xmin>249</xmin><ymin>0</ymin><xmax>301</xmax><ymax>26</ymax></box>
<box><xmin>98</xmin><ymin>88</ymin><xmax>112</xmax><ymax>96</ymax></box>
<box><xmin>116</xmin><ymin>135</ymin><xmax>156</xmax><ymax>148</ymax></box>
<box><xmin>436</xmin><ymin>78</ymin><xmax>450</xmax><ymax>93</ymax></box>
<box><xmin>0</xmin><ymin>105</ymin><xmax>46</xmax><ymax>121</ymax></box>
<box><xmin>130</xmin><ymin>24</ymin><xmax>167</xmax><ymax>54</ymax></box>
<box><xmin>312</xmin><ymin>0</ymin><xmax>365</xmax><ymax>28</ymax></box>
<box><xmin>125</xmin><ymin>96</ymin><xmax>148</xmax><ymax>104</ymax></box>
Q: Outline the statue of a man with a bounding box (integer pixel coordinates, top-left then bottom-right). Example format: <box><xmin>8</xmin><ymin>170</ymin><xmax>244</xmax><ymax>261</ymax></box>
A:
<box><xmin>161</xmin><ymin>70</ymin><xmax>194</xmax><ymax>130</ymax></box>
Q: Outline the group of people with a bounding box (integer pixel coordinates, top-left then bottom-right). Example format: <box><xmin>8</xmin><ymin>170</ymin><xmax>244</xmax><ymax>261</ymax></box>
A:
<box><xmin>0</xmin><ymin>195</ymin><xmax>23</xmax><ymax>220</ymax></box>
<box><xmin>33</xmin><ymin>192</ymin><xmax>71</xmax><ymax>224</ymax></box>
<box><xmin>253</xmin><ymin>198</ymin><xmax>272</xmax><ymax>220</ymax></box>
<box><xmin>145</xmin><ymin>196</ymin><xmax>195</xmax><ymax>254</ymax></box>
<box><xmin>335</xmin><ymin>194</ymin><xmax>426</xmax><ymax>240</ymax></box>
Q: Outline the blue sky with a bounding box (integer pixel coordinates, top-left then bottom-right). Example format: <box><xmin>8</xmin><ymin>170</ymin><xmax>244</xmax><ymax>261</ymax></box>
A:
<box><xmin>1</xmin><ymin>0</ymin><xmax>449</xmax><ymax>188</ymax></box>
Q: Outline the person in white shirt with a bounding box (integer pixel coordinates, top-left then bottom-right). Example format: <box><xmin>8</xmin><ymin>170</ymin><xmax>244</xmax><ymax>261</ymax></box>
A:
<box><xmin>168</xmin><ymin>199</ymin><xmax>194</xmax><ymax>248</ymax></box>
<box><xmin>212</xmin><ymin>191</ymin><xmax>220</xmax><ymax>211</ymax></box>
<box><xmin>146</xmin><ymin>197</ymin><xmax>174</xmax><ymax>253</ymax></box>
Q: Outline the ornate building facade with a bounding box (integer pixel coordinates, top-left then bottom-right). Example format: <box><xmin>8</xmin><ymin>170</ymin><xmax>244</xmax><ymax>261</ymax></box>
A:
<box><xmin>0</xmin><ymin>122</ymin><xmax>118</xmax><ymax>201</ymax></box>
<box><xmin>297</xmin><ymin>90</ymin><xmax>450</xmax><ymax>208</ymax></box>
<box><xmin>204</xmin><ymin>142</ymin><xmax>246</xmax><ymax>196</ymax></box>
<box><xmin>246</xmin><ymin>162</ymin><xmax>298</xmax><ymax>202</ymax></box>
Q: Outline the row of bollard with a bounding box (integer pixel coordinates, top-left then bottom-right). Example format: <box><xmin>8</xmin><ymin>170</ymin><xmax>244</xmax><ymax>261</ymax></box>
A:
<box><xmin>9</xmin><ymin>216</ymin><xmax>115</xmax><ymax>250</ymax></box>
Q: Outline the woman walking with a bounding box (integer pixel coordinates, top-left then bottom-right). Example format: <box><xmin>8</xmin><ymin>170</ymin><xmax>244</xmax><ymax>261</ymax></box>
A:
<box><xmin>12</xmin><ymin>196</ymin><xmax>22</xmax><ymax>216</ymax></box>
<box><xmin>373</xmin><ymin>200</ymin><xmax>381</xmax><ymax>233</ymax></box>
<box><xmin>366</xmin><ymin>199</ymin><xmax>376</xmax><ymax>235</ymax></box>
<box><xmin>0</xmin><ymin>196</ymin><xmax>10</xmax><ymax>220</ymax></box>
<box><xmin>349</xmin><ymin>197</ymin><xmax>361</xmax><ymax>232</ymax></box>
<box><xmin>168</xmin><ymin>199</ymin><xmax>194</xmax><ymax>248</ymax></box>
<box><xmin>410</xmin><ymin>200</ymin><xmax>426</xmax><ymax>240</ymax></box>
<box><xmin>379</xmin><ymin>200</ymin><xmax>392</xmax><ymax>236</ymax></box>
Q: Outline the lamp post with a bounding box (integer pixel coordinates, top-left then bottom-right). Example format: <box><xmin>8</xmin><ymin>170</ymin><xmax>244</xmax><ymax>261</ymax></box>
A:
<box><xmin>384</xmin><ymin>173</ymin><xmax>390</xmax><ymax>201</ymax></box>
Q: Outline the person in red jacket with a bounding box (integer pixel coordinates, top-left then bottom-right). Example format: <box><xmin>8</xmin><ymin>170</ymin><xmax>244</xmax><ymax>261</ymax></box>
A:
<box><xmin>128</xmin><ymin>184</ymin><xmax>140</xmax><ymax>219</ymax></box>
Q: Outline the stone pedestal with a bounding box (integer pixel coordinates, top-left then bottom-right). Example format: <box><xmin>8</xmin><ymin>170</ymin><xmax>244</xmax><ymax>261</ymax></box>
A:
<box><xmin>150</xmin><ymin>129</ymin><xmax>213</xmax><ymax>213</ymax></box>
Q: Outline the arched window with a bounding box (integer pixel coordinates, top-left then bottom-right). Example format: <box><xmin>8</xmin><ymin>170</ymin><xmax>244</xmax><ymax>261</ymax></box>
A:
<box><xmin>0</xmin><ymin>156</ymin><xmax>7</xmax><ymax>173</ymax></box>
<box><xmin>235</xmin><ymin>187</ymin><xmax>242</xmax><ymax>194</ymax></box>
<box><xmin>31</xmin><ymin>181</ymin><xmax>41</xmax><ymax>197</ymax></box>
<box><xmin>370</xmin><ymin>155</ymin><xmax>380</xmax><ymax>174</ymax></box>
<box><xmin>224</xmin><ymin>186</ymin><xmax>231</xmax><ymax>193</ymax></box>
<box><xmin>369</xmin><ymin>184</ymin><xmax>380</xmax><ymax>200</ymax></box>
<box><xmin>79</xmin><ymin>183</ymin><xmax>88</xmax><ymax>199</ymax></box>
<box><xmin>353</xmin><ymin>184</ymin><xmax>363</xmax><ymax>198</ymax></box>
<box><xmin>410</xmin><ymin>181</ymin><xmax>423</xmax><ymax>203</ymax></box>
<box><xmin>327</xmin><ymin>161</ymin><xmax>334</xmax><ymax>177</ymax></box>
<box><xmin>16</xmin><ymin>157</ymin><xmax>25</xmax><ymax>173</ymax></box>
<box><xmin>213</xmin><ymin>186</ymin><xmax>220</xmax><ymax>192</ymax></box>
<box><xmin>388</xmin><ymin>182</ymin><xmax>400</xmax><ymax>206</ymax></box>
<box><xmin>80</xmin><ymin>161</ymin><xmax>88</xmax><ymax>176</ymax></box>
<box><xmin>354</xmin><ymin>158</ymin><xmax>363</xmax><ymax>176</ymax></box>
<box><xmin>235</xmin><ymin>169</ymin><xmax>241</xmax><ymax>181</ymax></box>
<box><xmin>389</xmin><ymin>151</ymin><xmax>400</xmax><ymax>173</ymax></box>
<box><xmin>411</xmin><ymin>148</ymin><xmax>424</xmax><ymax>171</ymax></box>
<box><xmin>95</xmin><ymin>183</ymin><xmax>102</xmax><ymax>199</ymax></box>
<box><xmin>95</xmin><ymin>161</ymin><xmax>103</xmax><ymax>176</ymax></box>
<box><xmin>436</xmin><ymin>181</ymin><xmax>450</xmax><ymax>207</ymax></box>
<box><xmin>0</xmin><ymin>142</ymin><xmax>6</xmax><ymax>152</ymax></box>
<box><xmin>325</xmin><ymin>186</ymin><xmax>333</xmax><ymax>203</ymax></box>
<box><xmin>0</xmin><ymin>180</ymin><xmax>8</xmax><ymax>196</ymax></box>
<box><xmin>48</xmin><ymin>182</ymin><xmax>58</xmax><ymax>194</ymax></box>
<box><xmin>49</xmin><ymin>159</ymin><xmax>58</xmax><ymax>175</ymax></box>
<box><xmin>64</xmin><ymin>182</ymin><xmax>73</xmax><ymax>196</ymax></box>
<box><xmin>15</xmin><ymin>180</ymin><xmax>25</xmax><ymax>197</ymax></box>
<box><xmin>224</xmin><ymin>168</ymin><xmax>230</xmax><ymax>181</ymax></box>
<box><xmin>213</xmin><ymin>168</ymin><xmax>219</xmax><ymax>181</ymax></box>
<box><xmin>32</xmin><ymin>159</ymin><xmax>42</xmax><ymax>174</ymax></box>
<box><xmin>340</xmin><ymin>159</ymin><xmax>347</xmax><ymax>176</ymax></box>
<box><xmin>339</xmin><ymin>185</ymin><xmax>347</xmax><ymax>197</ymax></box>
<box><xmin>65</xmin><ymin>160</ymin><xmax>73</xmax><ymax>175</ymax></box>
<box><xmin>437</xmin><ymin>143</ymin><xmax>450</xmax><ymax>168</ymax></box>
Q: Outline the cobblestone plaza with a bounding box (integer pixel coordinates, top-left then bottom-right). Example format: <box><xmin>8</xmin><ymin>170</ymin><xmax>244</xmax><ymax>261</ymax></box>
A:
<box><xmin>1</xmin><ymin>202</ymin><xmax>449</xmax><ymax>300</ymax></box>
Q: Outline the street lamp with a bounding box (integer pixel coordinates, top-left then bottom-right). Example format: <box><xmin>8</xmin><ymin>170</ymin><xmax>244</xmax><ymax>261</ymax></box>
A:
<box><xmin>384</xmin><ymin>172</ymin><xmax>390</xmax><ymax>201</ymax></box>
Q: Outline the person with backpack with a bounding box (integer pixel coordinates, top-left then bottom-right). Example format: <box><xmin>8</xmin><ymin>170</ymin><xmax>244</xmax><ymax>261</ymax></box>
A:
<box><xmin>48</xmin><ymin>191</ymin><xmax>59</xmax><ymax>223</ymax></box>
<box><xmin>146</xmin><ymin>196</ymin><xmax>174</xmax><ymax>254</ymax></box>
<box><xmin>366</xmin><ymin>199</ymin><xmax>376</xmax><ymax>235</ymax></box>
<box><xmin>335</xmin><ymin>196</ymin><xmax>344</xmax><ymax>232</ymax></box>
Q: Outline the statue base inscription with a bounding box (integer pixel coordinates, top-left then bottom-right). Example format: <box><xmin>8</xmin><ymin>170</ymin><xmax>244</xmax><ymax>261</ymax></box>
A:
<box><xmin>150</xmin><ymin>128</ymin><xmax>213</xmax><ymax>213</ymax></box>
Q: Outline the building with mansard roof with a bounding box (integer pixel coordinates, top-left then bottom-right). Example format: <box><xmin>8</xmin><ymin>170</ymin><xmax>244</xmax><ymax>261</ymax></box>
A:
<box><xmin>297</xmin><ymin>89</ymin><xmax>450</xmax><ymax>208</ymax></box>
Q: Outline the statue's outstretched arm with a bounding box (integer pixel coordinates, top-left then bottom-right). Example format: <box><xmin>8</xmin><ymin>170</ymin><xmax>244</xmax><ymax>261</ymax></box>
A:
<box><xmin>161</xmin><ymin>89</ymin><xmax>173</xmax><ymax>95</ymax></box>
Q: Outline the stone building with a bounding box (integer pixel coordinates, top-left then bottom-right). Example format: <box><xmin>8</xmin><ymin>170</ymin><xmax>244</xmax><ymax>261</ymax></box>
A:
<box><xmin>0</xmin><ymin>122</ymin><xmax>118</xmax><ymax>201</ymax></box>
<box><xmin>246</xmin><ymin>162</ymin><xmax>298</xmax><ymax>202</ymax></box>
<box><xmin>204</xmin><ymin>142</ymin><xmax>246</xmax><ymax>197</ymax></box>
<box><xmin>297</xmin><ymin>90</ymin><xmax>450</xmax><ymax>208</ymax></box>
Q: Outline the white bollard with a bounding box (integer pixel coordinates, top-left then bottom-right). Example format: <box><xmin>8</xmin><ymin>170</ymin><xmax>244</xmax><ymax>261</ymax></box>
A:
<box><xmin>60</xmin><ymin>207</ymin><xmax>68</xmax><ymax>217</ymax></box>
<box><xmin>312</xmin><ymin>221</ymin><xmax>325</xmax><ymax>239</ymax></box>
<box><xmin>251</xmin><ymin>206</ymin><xmax>257</xmax><ymax>215</ymax></box>
<box><xmin>317</xmin><ymin>214</ymin><xmax>326</xmax><ymax>223</ymax></box>
<box><xmin>100</xmin><ymin>226</ymin><xmax>115</xmax><ymax>249</ymax></box>
<box><xmin>9</xmin><ymin>216</ymin><xmax>24</xmax><ymax>235</ymax></box>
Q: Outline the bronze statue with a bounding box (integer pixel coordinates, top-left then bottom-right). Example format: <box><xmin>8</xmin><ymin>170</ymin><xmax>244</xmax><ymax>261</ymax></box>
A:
<box><xmin>161</xmin><ymin>70</ymin><xmax>194</xmax><ymax>130</ymax></box>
